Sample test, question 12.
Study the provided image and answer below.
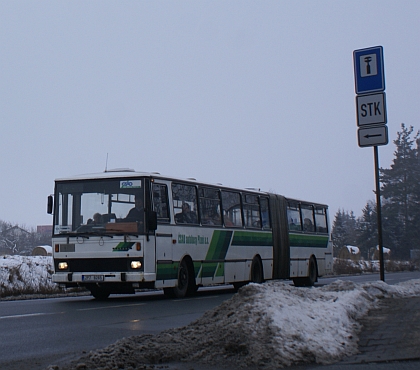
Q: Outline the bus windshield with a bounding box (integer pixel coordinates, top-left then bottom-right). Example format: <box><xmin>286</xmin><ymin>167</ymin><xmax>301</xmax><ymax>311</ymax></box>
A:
<box><xmin>53</xmin><ymin>178</ymin><xmax>145</xmax><ymax>236</ymax></box>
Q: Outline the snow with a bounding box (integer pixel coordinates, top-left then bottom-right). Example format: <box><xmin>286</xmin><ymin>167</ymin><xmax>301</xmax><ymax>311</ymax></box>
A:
<box><xmin>345</xmin><ymin>245</ymin><xmax>359</xmax><ymax>254</ymax></box>
<box><xmin>0</xmin><ymin>255</ymin><xmax>59</xmax><ymax>297</ymax></box>
<box><xmin>1</xmin><ymin>256</ymin><xmax>420</xmax><ymax>369</ymax></box>
<box><xmin>376</xmin><ymin>245</ymin><xmax>391</xmax><ymax>254</ymax></box>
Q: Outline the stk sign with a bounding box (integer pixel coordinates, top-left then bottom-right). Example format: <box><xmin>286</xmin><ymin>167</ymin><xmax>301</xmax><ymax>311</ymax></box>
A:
<box><xmin>353</xmin><ymin>46</ymin><xmax>385</xmax><ymax>94</ymax></box>
<box><xmin>356</xmin><ymin>92</ymin><xmax>386</xmax><ymax>126</ymax></box>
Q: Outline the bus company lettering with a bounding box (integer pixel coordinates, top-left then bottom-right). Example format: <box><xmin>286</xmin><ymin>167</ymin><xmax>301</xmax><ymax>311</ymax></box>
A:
<box><xmin>121</xmin><ymin>181</ymin><xmax>133</xmax><ymax>188</ymax></box>
<box><xmin>178</xmin><ymin>234</ymin><xmax>209</xmax><ymax>245</ymax></box>
<box><xmin>120</xmin><ymin>180</ymin><xmax>141</xmax><ymax>189</ymax></box>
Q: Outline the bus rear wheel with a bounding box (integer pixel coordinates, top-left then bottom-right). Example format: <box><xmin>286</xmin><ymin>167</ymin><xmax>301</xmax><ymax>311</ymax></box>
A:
<box><xmin>251</xmin><ymin>256</ymin><xmax>264</xmax><ymax>284</ymax></box>
<box><xmin>305</xmin><ymin>256</ymin><xmax>318</xmax><ymax>286</ymax></box>
<box><xmin>293</xmin><ymin>257</ymin><xmax>317</xmax><ymax>287</ymax></box>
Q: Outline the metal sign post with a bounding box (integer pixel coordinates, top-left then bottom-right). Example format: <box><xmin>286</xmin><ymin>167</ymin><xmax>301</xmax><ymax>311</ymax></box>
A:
<box><xmin>373</xmin><ymin>146</ymin><xmax>385</xmax><ymax>281</ymax></box>
<box><xmin>353</xmin><ymin>45</ymin><xmax>387</xmax><ymax>282</ymax></box>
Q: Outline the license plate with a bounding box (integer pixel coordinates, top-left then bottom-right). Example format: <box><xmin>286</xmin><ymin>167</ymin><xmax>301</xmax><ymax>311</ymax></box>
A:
<box><xmin>82</xmin><ymin>275</ymin><xmax>104</xmax><ymax>282</ymax></box>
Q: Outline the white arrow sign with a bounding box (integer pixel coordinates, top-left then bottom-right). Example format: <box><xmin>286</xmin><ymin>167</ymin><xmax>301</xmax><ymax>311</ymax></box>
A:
<box><xmin>358</xmin><ymin>125</ymin><xmax>388</xmax><ymax>147</ymax></box>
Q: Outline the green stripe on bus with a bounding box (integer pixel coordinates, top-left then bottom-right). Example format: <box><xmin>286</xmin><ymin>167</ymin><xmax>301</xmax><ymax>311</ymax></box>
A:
<box><xmin>196</xmin><ymin>231</ymin><xmax>232</xmax><ymax>279</ymax></box>
<box><xmin>201</xmin><ymin>262</ymin><xmax>219</xmax><ymax>278</ymax></box>
<box><xmin>289</xmin><ymin>233</ymin><xmax>329</xmax><ymax>248</ymax></box>
<box><xmin>197</xmin><ymin>261</ymin><xmax>224</xmax><ymax>278</ymax></box>
<box><xmin>231</xmin><ymin>231</ymin><xmax>273</xmax><ymax>246</ymax></box>
<box><xmin>205</xmin><ymin>230</ymin><xmax>233</xmax><ymax>260</ymax></box>
<box><xmin>156</xmin><ymin>262</ymin><xmax>179</xmax><ymax>280</ymax></box>
<box><xmin>215</xmin><ymin>262</ymin><xmax>224</xmax><ymax>277</ymax></box>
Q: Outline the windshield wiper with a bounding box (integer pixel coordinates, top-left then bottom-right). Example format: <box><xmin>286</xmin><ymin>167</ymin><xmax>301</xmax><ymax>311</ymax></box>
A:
<box><xmin>57</xmin><ymin>231</ymin><xmax>113</xmax><ymax>239</ymax></box>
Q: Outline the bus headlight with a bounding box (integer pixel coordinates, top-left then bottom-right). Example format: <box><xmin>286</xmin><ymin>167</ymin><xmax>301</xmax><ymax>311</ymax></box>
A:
<box><xmin>58</xmin><ymin>262</ymin><xmax>68</xmax><ymax>270</ymax></box>
<box><xmin>130</xmin><ymin>261</ymin><xmax>142</xmax><ymax>269</ymax></box>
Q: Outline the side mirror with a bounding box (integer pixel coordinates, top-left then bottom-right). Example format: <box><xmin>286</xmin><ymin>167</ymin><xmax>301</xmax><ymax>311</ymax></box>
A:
<box><xmin>147</xmin><ymin>210</ymin><xmax>157</xmax><ymax>231</ymax></box>
<box><xmin>47</xmin><ymin>195</ymin><xmax>53</xmax><ymax>214</ymax></box>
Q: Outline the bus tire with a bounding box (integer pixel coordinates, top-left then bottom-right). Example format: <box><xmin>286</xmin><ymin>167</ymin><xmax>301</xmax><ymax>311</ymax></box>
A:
<box><xmin>88</xmin><ymin>285</ymin><xmax>110</xmax><ymax>300</ymax></box>
<box><xmin>293</xmin><ymin>257</ymin><xmax>317</xmax><ymax>287</ymax></box>
<box><xmin>305</xmin><ymin>256</ymin><xmax>318</xmax><ymax>287</ymax></box>
<box><xmin>293</xmin><ymin>278</ymin><xmax>305</xmax><ymax>287</ymax></box>
<box><xmin>233</xmin><ymin>282</ymin><xmax>246</xmax><ymax>292</ymax></box>
<box><xmin>173</xmin><ymin>259</ymin><xmax>195</xmax><ymax>298</ymax></box>
<box><xmin>251</xmin><ymin>256</ymin><xmax>264</xmax><ymax>284</ymax></box>
<box><xmin>163</xmin><ymin>287</ymin><xmax>175</xmax><ymax>298</ymax></box>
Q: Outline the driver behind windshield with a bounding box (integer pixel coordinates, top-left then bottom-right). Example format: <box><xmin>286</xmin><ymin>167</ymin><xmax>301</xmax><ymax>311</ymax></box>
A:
<box><xmin>87</xmin><ymin>212</ymin><xmax>102</xmax><ymax>225</ymax></box>
<box><xmin>124</xmin><ymin>194</ymin><xmax>144</xmax><ymax>224</ymax></box>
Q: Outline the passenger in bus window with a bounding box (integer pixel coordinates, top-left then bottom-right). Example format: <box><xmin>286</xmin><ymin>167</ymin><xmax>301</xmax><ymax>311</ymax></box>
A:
<box><xmin>303</xmin><ymin>218</ymin><xmax>314</xmax><ymax>232</ymax></box>
<box><xmin>124</xmin><ymin>195</ymin><xmax>144</xmax><ymax>224</ymax></box>
<box><xmin>175</xmin><ymin>202</ymin><xmax>197</xmax><ymax>224</ymax></box>
<box><xmin>202</xmin><ymin>208</ymin><xmax>221</xmax><ymax>225</ymax></box>
<box><xmin>87</xmin><ymin>213</ymin><xmax>102</xmax><ymax>225</ymax></box>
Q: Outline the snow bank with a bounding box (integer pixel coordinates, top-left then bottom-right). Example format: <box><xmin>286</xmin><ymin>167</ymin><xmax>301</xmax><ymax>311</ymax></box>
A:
<box><xmin>0</xmin><ymin>255</ymin><xmax>59</xmax><ymax>297</ymax></box>
<box><xmin>60</xmin><ymin>279</ymin><xmax>420</xmax><ymax>370</ymax></box>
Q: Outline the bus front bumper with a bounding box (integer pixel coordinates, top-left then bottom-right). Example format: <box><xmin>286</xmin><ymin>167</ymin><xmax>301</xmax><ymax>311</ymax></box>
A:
<box><xmin>52</xmin><ymin>272</ymin><xmax>156</xmax><ymax>284</ymax></box>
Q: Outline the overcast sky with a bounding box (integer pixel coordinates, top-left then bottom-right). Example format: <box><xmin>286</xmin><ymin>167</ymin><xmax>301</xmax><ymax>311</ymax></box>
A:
<box><xmin>1</xmin><ymin>1</ymin><xmax>419</xmax><ymax>228</ymax></box>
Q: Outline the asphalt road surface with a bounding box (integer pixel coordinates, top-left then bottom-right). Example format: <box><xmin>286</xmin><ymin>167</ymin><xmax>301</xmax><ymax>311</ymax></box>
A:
<box><xmin>0</xmin><ymin>287</ymin><xmax>235</xmax><ymax>370</ymax></box>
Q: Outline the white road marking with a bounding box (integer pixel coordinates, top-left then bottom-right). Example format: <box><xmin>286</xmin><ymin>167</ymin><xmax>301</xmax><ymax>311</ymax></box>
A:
<box><xmin>0</xmin><ymin>312</ymin><xmax>63</xmax><ymax>320</ymax></box>
<box><xmin>77</xmin><ymin>302</ymin><xmax>146</xmax><ymax>311</ymax></box>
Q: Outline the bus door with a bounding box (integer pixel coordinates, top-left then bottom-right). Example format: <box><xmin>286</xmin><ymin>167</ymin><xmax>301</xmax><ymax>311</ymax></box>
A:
<box><xmin>152</xmin><ymin>182</ymin><xmax>173</xmax><ymax>262</ymax></box>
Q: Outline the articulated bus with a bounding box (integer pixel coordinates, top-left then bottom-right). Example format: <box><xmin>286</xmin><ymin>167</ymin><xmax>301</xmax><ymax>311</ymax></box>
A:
<box><xmin>48</xmin><ymin>170</ymin><xmax>333</xmax><ymax>299</ymax></box>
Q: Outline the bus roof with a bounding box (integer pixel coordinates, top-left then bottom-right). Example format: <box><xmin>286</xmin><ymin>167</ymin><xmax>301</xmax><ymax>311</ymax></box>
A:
<box><xmin>55</xmin><ymin>170</ymin><xmax>328</xmax><ymax>208</ymax></box>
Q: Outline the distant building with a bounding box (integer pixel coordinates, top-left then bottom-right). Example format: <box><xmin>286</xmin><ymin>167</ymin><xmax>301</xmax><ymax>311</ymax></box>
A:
<box><xmin>0</xmin><ymin>226</ymin><xmax>31</xmax><ymax>255</ymax></box>
<box><xmin>338</xmin><ymin>245</ymin><xmax>361</xmax><ymax>261</ymax></box>
<box><xmin>369</xmin><ymin>245</ymin><xmax>391</xmax><ymax>260</ymax></box>
<box><xmin>37</xmin><ymin>225</ymin><xmax>53</xmax><ymax>234</ymax></box>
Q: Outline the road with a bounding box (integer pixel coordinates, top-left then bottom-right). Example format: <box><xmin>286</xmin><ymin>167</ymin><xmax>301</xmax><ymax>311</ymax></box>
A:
<box><xmin>1</xmin><ymin>271</ymin><xmax>419</xmax><ymax>370</ymax></box>
<box><xmin>0</xmin><ymin>287</ymin><xmax>235</xmax><ymax>370</ymax></box>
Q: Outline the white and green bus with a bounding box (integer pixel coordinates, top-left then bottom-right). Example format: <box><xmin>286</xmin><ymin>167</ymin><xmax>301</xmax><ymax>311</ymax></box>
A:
<box><xmin>48</xmin><ymin>169</ymin><xmax>333</xmax><ymax>299</ymax></box>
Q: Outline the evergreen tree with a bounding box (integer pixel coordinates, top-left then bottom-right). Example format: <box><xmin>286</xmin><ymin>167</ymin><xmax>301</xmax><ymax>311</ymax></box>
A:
<box><xmin>380</xmin><ymin>124</ymin><xmax>420</xmax><ymax>259</ymax></box>
<box><xmin>356</xmin><ymin>200</ymin><xmax>377</xmax><ymax>259</ymax></box>
<box><xmin>331</xmin><ymin>209</ymin><xmax>358</xmax><ymax>255</ymax></box>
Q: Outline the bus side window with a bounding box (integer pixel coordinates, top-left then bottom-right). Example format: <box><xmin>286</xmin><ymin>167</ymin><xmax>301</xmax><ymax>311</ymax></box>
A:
<box><xmin>221</xmin><ymin>190</ymin><xmax>243</xmax><ymax>227</ymax></box>
<box><xmin>314</xmin><ymin>206</ymin><xmax>328</xmax><ymax>233</ymax></box>
<box><xmin>172</xmin><ymin>183</ymin><xmax>198</xmax><ymax>224</ymax></box>
<box><xmin>260</xmin><ymin>197</ymin><xmax>271</xmax><ymax>229</ymax></box>
<box><xmin>287</xmin><ymin>202</ymin><xmax>301</xmax><ymax>231</ymax></box>
<box><xmin>199</xmin><ymin>187</ymin><xmax>222</xmax><ymax>226</ymax></box>
<box><xmin>301</xmin><ymin>204</ymin><xmax>315</xmax><ymax>232</ymax></box>
<box><xmin>243</xmin><ymin>194</ymin><xmax>261</xmax><ymax>229</ymax></box>
<box><xmin>152</xmin><ymin>183</ymin><xmax>170</xmax><ymax>222</ymax></box>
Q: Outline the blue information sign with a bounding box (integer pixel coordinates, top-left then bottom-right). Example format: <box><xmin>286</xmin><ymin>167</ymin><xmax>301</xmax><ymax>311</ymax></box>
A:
<box><xmin>353</xmin><ymin>46</ymin><xmax>385</xmax><ymax>94</ymax></box>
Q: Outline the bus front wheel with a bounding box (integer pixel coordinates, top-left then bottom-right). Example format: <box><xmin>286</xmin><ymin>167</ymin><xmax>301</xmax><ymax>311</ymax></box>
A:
<box><xmin>88</xmin><ymin>285</ymin><xmax>110</xmax><ymax>300</ymax></box>
<box><xmin>164</xmin><ymin>259</ymin><xmax>196</xmax><ymax>299</ymax></box>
